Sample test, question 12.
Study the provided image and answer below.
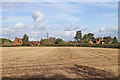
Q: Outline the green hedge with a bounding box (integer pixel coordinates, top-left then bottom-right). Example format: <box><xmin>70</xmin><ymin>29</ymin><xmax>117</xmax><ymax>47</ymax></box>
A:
<box><xmin>1</xmin><ymin>44</ymin><xmax>120</xmax><ymax>49</ymax></box>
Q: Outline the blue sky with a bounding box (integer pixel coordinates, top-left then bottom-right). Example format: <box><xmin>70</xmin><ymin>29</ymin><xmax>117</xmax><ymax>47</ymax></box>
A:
<box><xmin>1</xmin><ymin>2</ymin><xmax>118</xmax><ymax>41</ymax></box>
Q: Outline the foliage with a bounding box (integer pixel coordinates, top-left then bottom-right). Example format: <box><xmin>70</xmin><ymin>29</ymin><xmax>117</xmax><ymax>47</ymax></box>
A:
<box><xmin>0</xmin><ymin>38</ymin><xmax>11</xmax><ymax>46</ymax></box>
<box><xmin>77</xmin><ymin>40</ymin><xmax>82</xmax><ymax>43</ymax></box>
<box><xmin>83</xmin><ymin>33</ymin><xmax>95</xmax><ymax>40</ymax></box>
<box><xmin>103</xmin><ymin>36</ymin><xmax>112</xmax><ymax>44</ymax></box>
<box><xmin>113</xmin><ymin>37</ymin><xmax>118</xmax><ymax>43</ymax></box>
<box><xmin>74</xmin><ymin>31</ymin><xmax>82</xmax><ymax>41</ymax></box>
<box><xmin>85</xmin><ymin>40</ymin><xmax>89</xmax><ymax>43</ymax></box>
<box><xmin>22</xmin><ymin>34</ymin><xmax>29</xmax><ymax>46</ymax></box>
<box><xmin>59</xmin><ymin>41</ymin><xmax>66</xmax><ymax>45</ymax></box>
<box><xmin>55</xmin><ymin>38</ymin><xmax>62</xmax><ymax>44</ymax></box>
<box><xmin>40</xmin><ymin>39</ymin><xmax>52</xmax><ymax>45</ymax></box>
<box><xmin>0</xmin><ymin>38</ymin><xmax>11</xmax><ymax>43</ymax></box>
<box><xmin>66</xmin><ymin>41</ymin><xmax>73</xmax><ymax>45</ymax></box>
<box><xmin>49</xmin><ymin>37</ymin><xmax>56</xmax><ymax>44</ymax></box>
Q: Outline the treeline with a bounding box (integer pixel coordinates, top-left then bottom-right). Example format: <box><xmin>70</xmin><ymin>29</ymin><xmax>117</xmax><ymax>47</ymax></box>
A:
<box><xmin>1</xmin><ymin>30</ymin><xmax>120</xmax><ymax>48</ymax></box>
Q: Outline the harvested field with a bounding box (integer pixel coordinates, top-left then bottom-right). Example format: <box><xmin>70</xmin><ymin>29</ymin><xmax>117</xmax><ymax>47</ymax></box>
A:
<box><xmin>1</xmin><ymin>47</ymin><xmax>119</xmax><ymax>79</ymax></box>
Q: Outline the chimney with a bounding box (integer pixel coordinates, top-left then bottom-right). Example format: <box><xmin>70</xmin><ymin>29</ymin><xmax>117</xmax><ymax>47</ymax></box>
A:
<box><xmin>99</xmin><ymin>37</ymin><xmax>101</xmax><ymax>44</ymax></box>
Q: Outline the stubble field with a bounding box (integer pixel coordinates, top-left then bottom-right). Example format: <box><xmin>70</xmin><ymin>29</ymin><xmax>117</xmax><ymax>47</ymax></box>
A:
<box><xmin>1</xmin><ymin>47</ymin><xmax>119</xmax><ymax>78</ymax></box>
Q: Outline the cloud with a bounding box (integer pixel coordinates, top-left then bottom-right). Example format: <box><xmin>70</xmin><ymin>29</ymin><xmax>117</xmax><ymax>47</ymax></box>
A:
<box><xmin>64</xmin><ymin>23</ymin><xmax>87</xmax><ymax>31</ymax></box>
<box><xmin>59</xmin><ymin>31</ymin><xmax>76</xmax><ymax>41</ymax></box>
<box><xmin>32</xmin><ymin>11</ymin><xmax>45</xmax><ymax>23</ymax></box>
<box><xmin>29</xmin><ymin>22</ymin><xmax>51</xmax><ymax>30</ymax></box>
<box><xmin>99</xmin><ymin>27</ymin><xmax>118</xmax><ymax>33</ymax></box>
<box><xmin>11</xmin><ymin>22</ymin><xmax>26</xmax><ymax>29</ymax></box>
<box><xmin>52</xmin><ymin>14</ymin><xmax>81</xmax><ymax>23</ymax></box>
<box><xmin>2</xmin><ymin>16</ymin><xmax>32</xmax><ymax>25</ymax></box>
<box><xmin>93</xmin><ymin>26</ymin><xmax>118</xmax><ymax>39</ymax></box>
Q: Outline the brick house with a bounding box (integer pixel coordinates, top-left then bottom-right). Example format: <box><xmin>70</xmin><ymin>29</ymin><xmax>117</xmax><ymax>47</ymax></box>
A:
<box><xmin>13</xmin><ymin>37</ymin><xmax>23</xmax><ymax>45</ymax></box>
<box><xmin>88</xmin><ymin>37</ymin><xmax>103</xmax><ymax>44</ymax></box>
<box><xmin>96</xmin><ymin>37</ymin><xmax>103</xmax><ymax>44</ymax></box>
<box><xmin>89</xmin><ymin>39</ymin><xmax>93</xmax><ymax>44</ymax></box>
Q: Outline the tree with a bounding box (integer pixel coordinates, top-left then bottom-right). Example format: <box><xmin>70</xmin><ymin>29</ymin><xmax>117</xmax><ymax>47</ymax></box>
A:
<box><xmin>66</xmin><ymin>41</ymin><xmax>73</xmax><ymax>45</ymax></box>
<box><xmin>49</xmin><ymin>37</ymin><xmax>56</xmax><ymax>44</ymax></box>
<box><xmin>88</xmin><ymin>33</ymin><xmax>94</xmax><ymax>39</ymax></box>
<box><xmin>74</xmin><ymin>31</ymin><xmax>82</xmax><ymax>41</ymax></box>
<box><xmin>59</xmin><ymin>41</ymin><xmax>66</xmax><ymax>45</ymax></box>
<box><xmin>83</xmin><ymin>33</ymin><xmax>95</xmax><ymax>41</ymax></box>
<box><xmin>0</xmin><ymin>38</ymin><xmax>11</xmax><ymax>42</ymax></box>
<box><xmin>103</xmin><ymin>36</ymin><xmax>112</xmax><ymax>44</ymax></box>
<box><xmin>85</xmin><ymin>40</ymin><xmax>88</xmax><ymax>43</ymax></box>
<box><xmin>83</xmin><ymin>34</ymin><xmax>88</xmax><ymax>40</ymax></box>
<box><xmin>55</xmin><ymin>38</ymin><xmax>62</xmax><ymax>44</ymax></box>
<box><xmin>22</xmin><ymin>34</ymin><xmax>29</xmax><ymax>46</ymax></box>
<box><xmin>113</xmin><ymin>37</ymin><xmax>118</xmax><ymax>43</ymax></box>
<box><xmin>40</xmin><ymin>39</ymin><xmax>51</xmax><ymax>45</ymax></box>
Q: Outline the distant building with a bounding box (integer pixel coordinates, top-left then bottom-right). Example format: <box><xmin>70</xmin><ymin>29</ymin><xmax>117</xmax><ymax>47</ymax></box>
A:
<box><xmin>29</xmin><ymin>41</ymin><xmax>40</xmax><ymax>46</ymax></box>
<box><xmin>89</xmin><ymin>39</ymin><xmax>93</xmax><ymax>44</ymax></box>
<box><xmin>3</xmin><ymin>42</ymin><xmax>13</xmax><ymax>46</ymax></box>
<box><xmin>96</xmin><ymin>37</ymin><xmax>103</xmax><ymax>44</ymax></box>
<box><xmin>13</xmin><ymin>37</ymin><xmax>23</xmax><ymax>45</ymax></box>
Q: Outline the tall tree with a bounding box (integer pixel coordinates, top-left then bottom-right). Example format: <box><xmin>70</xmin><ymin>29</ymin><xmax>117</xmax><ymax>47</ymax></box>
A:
<box><xmin>22</xmin><ymin>34</ymin><xmax>29</xmax><ymax>46</ymax></box>
<box><xmin>83</xmin><ymin>33</ymin><xmax>95</xmax><ymax>40</ymax></box>
<box><xmin>113</xmin><ymin>37</ymin><xmax>118</xmax><ymax>43</ymax></box>
<box><xmin>74</xmin><ymin>31</ymin><xmax>82</xmax><ymax>41</ymax></box>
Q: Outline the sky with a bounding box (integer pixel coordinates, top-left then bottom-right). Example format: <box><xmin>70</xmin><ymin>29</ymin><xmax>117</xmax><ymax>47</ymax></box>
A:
<box><xmin>0</xmin><ymin>2</ymin><xmax>119</xmax><ymax>41</ymax></box>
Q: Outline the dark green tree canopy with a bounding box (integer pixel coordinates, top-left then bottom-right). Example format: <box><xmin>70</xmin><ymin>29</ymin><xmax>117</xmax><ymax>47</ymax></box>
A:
<box><xmin>74</xmin><ymin>31</ymin><xmax>82</xmax><ymax>41</ymax></box>
<box><xmin>83</xmin><ymin>33</ymin><xmax>95</xmax><ymax>40</ymax></box>
<box><xmin>113</xmin><ymin>37</ymin><xmax>118</xmax><ymax>43</ymax></box>
<box><xmin>55</xmin><ymin>38</ymin><xmax>62</xmax><ymax>44</ymax></box>
<box><xmin>103</xmin><ymin>36</ymin><xmax>112</xmax><ymax>44</ymax></box>
<box><xmin>22</xmin><ymin>33</ymin><xmax>29</xmax><ymax>46</ymax></box>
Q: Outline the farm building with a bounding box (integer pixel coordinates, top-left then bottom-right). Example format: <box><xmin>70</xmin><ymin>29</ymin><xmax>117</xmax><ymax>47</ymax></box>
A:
<box><xmin>13</xmin><ymin>37</ymin><xmax>23</xmax><ymax>45</ymax></box>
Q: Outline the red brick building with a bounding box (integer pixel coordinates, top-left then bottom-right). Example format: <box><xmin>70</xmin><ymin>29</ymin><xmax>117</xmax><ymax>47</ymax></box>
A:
<box><xmin>13</xmin><ymin>37</ymin><xmax>23</xmax><ymax>45</ymax></box>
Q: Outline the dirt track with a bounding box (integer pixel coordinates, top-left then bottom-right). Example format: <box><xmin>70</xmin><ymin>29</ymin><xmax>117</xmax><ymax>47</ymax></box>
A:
<box><xmin>2</xmin><ymin>47</ymin><xmax>118</xmax><ymax>78</ymax></box>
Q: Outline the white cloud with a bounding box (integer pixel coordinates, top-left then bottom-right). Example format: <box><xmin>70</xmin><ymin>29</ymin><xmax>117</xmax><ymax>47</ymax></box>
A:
<box><xmin>59</xmin><ymin>31</ymin><xmax>76</xmax><ymax>41</ymax></box>
<box><xmin>93</xmin><ymin>26</ymin><xmax>118</xmax><ymax>39</ymax></box>
<box><xmin>32</xmin><ymin>11</ymin><xmax>45</xmax><ymax>23</ymax></box>
<box><xmin>64</xmin><ymin>23</ymin><xmax>87</xmax><ymax>31</ymax></box>
<box><xmin>99</xmin><ymin>27</ymin><xmax>118</xmax><ymax>32</ymax></box>
<box><xmin>53</xmin><ymin>14</ymin><xmax>81</xmax><ymax>23</ymax></box>
<box><xmin>29</xmin><ymin>22</ymin><xmax>51</xmax><ymax>30</ymax></box>
<box><xmin>11</xmin><ymin>22</ymin><xmax>26</xmax><ymax>29</ymax></box>
<box><xmin>50</xmin><ymin>31</ymin><xmax>76</xmax><ymax>41</ymax></box>
<box><xmin>3</xmin><ymin>16</ymin><xmax>32</xmax><ymax>24</ymax></box>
